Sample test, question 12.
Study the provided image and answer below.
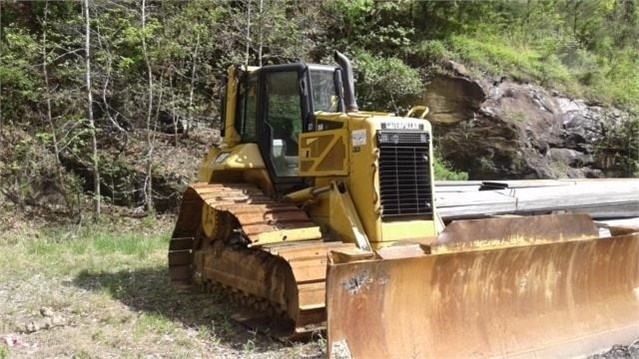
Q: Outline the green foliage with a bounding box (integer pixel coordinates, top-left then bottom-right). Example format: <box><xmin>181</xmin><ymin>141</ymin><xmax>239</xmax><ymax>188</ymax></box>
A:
<box><xmin>449</xmin><ymin>35</ymin><xmax>540</xmax><ymax>79</ymax></box>
<box><xmin>355</xmin><ymin>51</ymin><xmax>423</xmax><ymax>113</ymax></box>
<box><xmin>0</xmin><ymin>26</ymin><xmax>41</xmax><ymax>120</ymax></box>
<box><xmin>433</xmin><ymin>150</ymin><xmax>469</xmax><ymax>181</ymax></box>
<box><xmin>322</xmin><ymin>0</ymin><xmax>414</xmax><ymax>54</ymax></box>
<box><xmin>443</xmin><ymin>29</ymin><xmax>639</xmax><ymax>109</ymax></box>
<box><xmin>594</xmin><ymin>115</ymin><xmax>639</xmax><ymax>176</ymax></box>
<box><xmin>1</xmin><ymin>0</ymin><xmax>637</xmax><ymax>215</ymax></box>
<box><xmin>0</xmin><ymin>128</ymin><xmax>82</xmax><ymax>212</ymax></box>
<box><xmin>587</xmin><ymin>49</ymin><xmax>639</xmax><ymax>107</ymax></box>
<box><xmin>415</xmin><ymin>40</ymin><xmax>450</xmax><ymax>62</ymax></box>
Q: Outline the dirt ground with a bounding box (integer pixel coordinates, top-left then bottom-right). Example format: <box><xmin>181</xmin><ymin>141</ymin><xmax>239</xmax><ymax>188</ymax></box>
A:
<box><xmin>0</xmin><ymin>271</ymin><xmax>326</xmax><ymax>359</ymax></box>
<box><xmin>0</xmin><ymin>209</ymin><xmax>637</xmax><ymax>359</ymax></box>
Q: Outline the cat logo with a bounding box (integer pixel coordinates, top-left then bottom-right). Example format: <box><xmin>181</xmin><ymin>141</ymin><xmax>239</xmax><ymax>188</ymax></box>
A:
<box><xmin>381</xmin><ymin>122</ymin><xmax>422</xmax><ymax>130</ymax></box>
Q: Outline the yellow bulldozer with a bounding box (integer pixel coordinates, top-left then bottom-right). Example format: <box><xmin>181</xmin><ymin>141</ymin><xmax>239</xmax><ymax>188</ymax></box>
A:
<box><xmin>169</xmin><ymin>52</ymin><xmax>639</xmax><ymax>358</ymax></box>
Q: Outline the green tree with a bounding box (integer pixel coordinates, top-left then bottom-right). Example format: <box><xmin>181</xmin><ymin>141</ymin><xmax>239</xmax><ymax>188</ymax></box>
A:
<box><xmin>355</xmin><ymin>51</ymin><xmax>423</xmax><ymax>114</ymax></box>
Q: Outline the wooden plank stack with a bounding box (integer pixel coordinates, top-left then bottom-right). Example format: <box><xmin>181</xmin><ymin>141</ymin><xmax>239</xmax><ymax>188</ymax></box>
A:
<box><xmin>435</xmin><ymin>179</ymin><xmax>639</xmax><ymax>220</ymax></box>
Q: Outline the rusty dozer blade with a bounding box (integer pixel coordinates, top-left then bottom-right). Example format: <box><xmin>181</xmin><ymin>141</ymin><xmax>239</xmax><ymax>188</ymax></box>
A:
<box><xmin>326</xmin><ymin>214</ymin><xmax>639</xmax><ymax>358</ymax></box>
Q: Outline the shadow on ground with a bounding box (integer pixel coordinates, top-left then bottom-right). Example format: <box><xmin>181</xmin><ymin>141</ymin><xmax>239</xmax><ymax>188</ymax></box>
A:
<box><xmin>71</xmin><ymin>266</ymin><xmax>298</xmax><ymax>354</ymax></box>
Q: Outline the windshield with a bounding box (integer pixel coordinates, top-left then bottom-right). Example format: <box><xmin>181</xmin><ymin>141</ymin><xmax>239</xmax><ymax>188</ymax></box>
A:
<box><xmin>310</xmin><ymin>69</ymin><xmax>340</xmax><ymax>112</ymax></box>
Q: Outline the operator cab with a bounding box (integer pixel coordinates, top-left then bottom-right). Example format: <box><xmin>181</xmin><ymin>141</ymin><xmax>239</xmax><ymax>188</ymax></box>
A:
<box><xmin>233</xmin><ymin>63</ymin><xmax>344</xmax><ymax>190</ymax></box>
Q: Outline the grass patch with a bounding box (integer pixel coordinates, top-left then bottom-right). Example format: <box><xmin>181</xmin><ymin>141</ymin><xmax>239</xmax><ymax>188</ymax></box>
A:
<box><xmin>92</xmin><ymin>231</ymin><xmax>163</xmax><ymax>258</ymax></box>
<box><xmin>0</xmin><ymin>222</ymin><xmax>171</xmax><ymax>280</ymax></box>
<box><xmin>447</xmin><ymin>34</ymin><xmax>574</xmax><ymax>91</ymax></box>
<box><xmin>441</xmin><ymin>33</ymin><xmax>639</xmax><ymax>110</ymax></box>
<box><xmin>134</xmin><ymin>312</ymin><xmax>177</xmax><ymax>337</ymax></box>
<box><xmin>0</xmin><ymin>216</ymin><xmax>324</xmax><ymax>358</ymax></box>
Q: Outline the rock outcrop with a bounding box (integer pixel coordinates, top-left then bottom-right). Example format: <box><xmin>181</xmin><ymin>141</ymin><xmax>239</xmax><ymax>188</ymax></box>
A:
<box><xmin>424</xmin><ymin>68</ymin><xmax>637</xmax><ymax>179</ymax></box>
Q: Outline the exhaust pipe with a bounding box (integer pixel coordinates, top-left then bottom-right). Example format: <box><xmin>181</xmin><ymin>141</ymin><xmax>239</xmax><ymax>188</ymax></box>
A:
<box><xmin>334</xmin><ymin>51</ymin><xmax>359</xmax><ymax>113</ymax></box>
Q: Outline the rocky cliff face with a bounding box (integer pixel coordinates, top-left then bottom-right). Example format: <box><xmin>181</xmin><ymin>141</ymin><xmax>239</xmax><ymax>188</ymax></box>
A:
<box><xmin>424</xmin><ymin>65</ymin><xmax>637</xmax><ymax>179</ymax></box>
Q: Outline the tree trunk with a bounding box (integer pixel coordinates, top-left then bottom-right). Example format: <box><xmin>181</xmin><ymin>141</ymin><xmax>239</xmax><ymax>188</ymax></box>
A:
<box><xmin>142</xmin><ymin>0</ymin><xmax>154</xmax><ymax>213</ymax></box>
<box><xmin>84</xmin><ymin>0</ymin><xmax>100</xmax><ymax>220</ymax></box>
<box><xmin>185</xmin><ymin>33</ymin><xmax>199</xmax><ymax>137</ymax></box>
<box><xmin>0</xmin><ymin>0</ymin><xmax>3</xmax><ymax>132</ymax></box>
<box><xmin>258</xmin><ymin>0</ymin><xmax>263</xmax><ymax>67</ymax></box>
<box><xmin>170</xmin><ymin>75</ymin><xmax>178</xmax><ymax>146</ymax></box>
<box><xmin>245</xmin><ymin>0</ymin><xmax>251</xmax><ymax>65</ymax></box>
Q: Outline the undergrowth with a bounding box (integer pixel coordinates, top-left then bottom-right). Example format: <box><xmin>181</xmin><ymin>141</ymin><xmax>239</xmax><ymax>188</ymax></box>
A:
<box><xmin>433</xmin><ymin>149</ymin><xmax>469</xmax><ymax>181</ymax></box>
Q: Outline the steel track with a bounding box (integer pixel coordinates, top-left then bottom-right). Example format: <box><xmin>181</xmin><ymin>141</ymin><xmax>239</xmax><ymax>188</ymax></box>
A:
<box><xmin>168</xmin><ymin>182</ymin><xmax>354</xmax><ymax>337</ymax></box>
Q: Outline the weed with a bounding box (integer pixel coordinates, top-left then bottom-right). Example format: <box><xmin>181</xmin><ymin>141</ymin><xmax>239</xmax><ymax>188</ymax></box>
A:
<box><xmin>134</xmin><ymin>313</ymin><xmax>176</xmax><ymax>337</ymax></box>
<box><xmin>549</xmin><ymin>160</ymin><xmax>571</xmax><ymax>178</ymax></box>
<box><xmin>201</xmin><ymin>321</ymin><xmax>224</xmax><ymax>346</ymax></box>
<box><xmin>478</xmin><ymin>154</ymin><xmax>495</xmax><ymax>172</ymax></box>
<box><xmin>197</xmin><ymin>324</ymin><xmax>211</xmax><ymax>340</ymax></box>
<box><xmin>505</xmin><ymin>110</ymin><xmax>527</xmax><ymax>123</ymax></box>
<box><xmin>219</xmin><ymin>314</ymin><xmax>234</xmax><ymax>336</ymax></box>
<box><xmin>243</xmin><ymin>339</ymin><xmax>256</xmax><ymax>354</ymax></box>
<box><xmin>142</xmin><ymin>213</ymin><xmax>157</xmax><ymax>228</ymax></box>
<box><xmin>172</xmin><ymin>352</ymin><xmax>192</xmax><ymax>359</ymax></box>
<box><xmin>311</xmin><ymin>329</ymin><xmax>327</xmax><ymax>347</ymax></box>
<box><xmin>72</xmin><ymin>350</ymin><xmax>92</xmax><ymax>359</ymax></box>
<box><xmin>92</xmin><ymin>231</ymin><xmax>165</xmax><ymax>259</ymax></box>
<box><xmin>91</xmin><ymin>329</ymin><xmax>105</xmax><ymax>342</ymax></box>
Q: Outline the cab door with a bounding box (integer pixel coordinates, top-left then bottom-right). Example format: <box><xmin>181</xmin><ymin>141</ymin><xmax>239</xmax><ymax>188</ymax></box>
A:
<box><xmin>257</xmin><ymin>64</ymin><xmax>312</xmax><ymax>190</ymax></box>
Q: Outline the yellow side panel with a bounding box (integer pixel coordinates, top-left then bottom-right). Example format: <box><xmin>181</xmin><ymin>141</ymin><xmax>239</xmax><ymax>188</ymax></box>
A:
<box><xmin>197</xmin><ymin>143</ymin><xmax>266</xmax><ymax>182</ymax></box>
<box><xmin>299</xmin><ymin>129</ymin><xmax>348</xmax><ymax>177</ymax></box>
<box><xmin>211</xmin><ymin>143</ymin><xmax>265</xmax><ymax>171</ymax></box>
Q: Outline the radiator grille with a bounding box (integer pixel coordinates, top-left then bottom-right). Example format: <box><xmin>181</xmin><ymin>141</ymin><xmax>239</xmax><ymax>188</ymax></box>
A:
<box><xmin>377</xmin><ymin>131</ymin><xmax>433</xmax><ymax>218</ymax></box>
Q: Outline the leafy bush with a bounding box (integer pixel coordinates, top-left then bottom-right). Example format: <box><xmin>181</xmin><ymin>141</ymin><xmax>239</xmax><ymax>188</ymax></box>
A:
<box><xmin>587</xmin><ymin>50</ymin><xmax>639</xmax><ymax>108</ymax></box>
<box><xmin>433</xmin><ymin>149</ymin><xmax>469</xmax><ymax>181</ymax></box>
<box><xmin>354</xmin><ymin>51</ymin><xmax>423</xmax><ymax>113</ymax></box>
<box><xmin>415</xmin><ymin>40</ymin><xmax>450</xmax><ymax>62</ymax></box>
<box><xmin>0</xmin><ymin>129</ymin><xmax>82</xmax><ymax>212</ymax></box>
<box><xmin>0</xmin><ymin>27</ymin><xmax>41</xmax><ymax>122</ymax></box>
<box><xmin>594</xmin><ymin>115</ymin><xmax>639</xmax><ymax>176</ymax></box>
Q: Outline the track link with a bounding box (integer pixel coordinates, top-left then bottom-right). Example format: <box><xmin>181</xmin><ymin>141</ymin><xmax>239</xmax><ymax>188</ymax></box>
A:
<box><xmin>168</xmin><ymin>182</ymin><xmax>354</xmax><ymax>337</ymax></box>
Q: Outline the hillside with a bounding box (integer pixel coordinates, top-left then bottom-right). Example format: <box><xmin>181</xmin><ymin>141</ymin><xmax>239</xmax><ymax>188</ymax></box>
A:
<box><xmin>1</xmin><ymin>0</ymin><xmax>637</xmax><ymax>217</ymax></box>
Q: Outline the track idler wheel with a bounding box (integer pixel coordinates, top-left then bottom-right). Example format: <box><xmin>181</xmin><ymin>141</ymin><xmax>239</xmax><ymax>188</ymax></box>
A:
<box><xmin>201</xmin><ymin>203</ymin><xmax>233</xmax><ymax>242</ymax></box>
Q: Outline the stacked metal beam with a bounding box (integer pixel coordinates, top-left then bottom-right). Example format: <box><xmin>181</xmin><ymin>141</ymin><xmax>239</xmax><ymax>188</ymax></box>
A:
<box><xmin>435</xmin><ymin>179</ymin><xmax>639</xmax><ymax>220</ymax></box>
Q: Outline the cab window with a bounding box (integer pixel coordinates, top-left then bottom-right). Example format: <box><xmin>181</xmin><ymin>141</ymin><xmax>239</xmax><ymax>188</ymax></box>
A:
<box><xmin>310</xmin><ymin>70</ymin><xmax>340</xmax><ymax>113</ymax></box>
<box><xmin>243</xmin><ymin>75</ymin><xmax>259</xmax><ymax>141</ymax></box>
<box><xmin>264</xmin><ymin>71</ymin><xmax>302</xmax><ymax>177</ymax></box>
<box><xmin>236</xmin><ymin>74</ymin><xmax>259</xmax><ymax>142</ymax></box>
